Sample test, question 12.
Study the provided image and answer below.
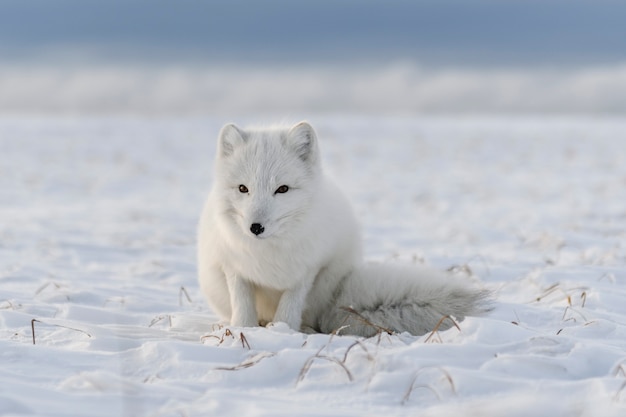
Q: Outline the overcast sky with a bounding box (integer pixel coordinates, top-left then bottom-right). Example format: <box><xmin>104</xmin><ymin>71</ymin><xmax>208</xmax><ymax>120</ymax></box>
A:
<box><xmin>2</xmin><ymin>0</ymin><xmax>625</xmax><ymax>67</ymax></box>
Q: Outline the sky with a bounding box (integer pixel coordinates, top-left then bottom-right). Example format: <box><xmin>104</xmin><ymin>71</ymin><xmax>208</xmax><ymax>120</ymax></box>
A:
<box><xmin>1</xmin><ymin>0</ymin><xmax>625</xmax><ymax>115</ymax></box>
<box><xmin>2</xmin><ymin>0</ymin><xmax>625</xmax><ymax>66</ymax></box>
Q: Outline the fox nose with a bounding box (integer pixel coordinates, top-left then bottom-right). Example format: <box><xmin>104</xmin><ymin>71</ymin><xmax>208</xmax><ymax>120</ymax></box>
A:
<box><xmin>250</xmin><ymin>223</ymin><xmax>265</xmax><ymax>236</ymax></box>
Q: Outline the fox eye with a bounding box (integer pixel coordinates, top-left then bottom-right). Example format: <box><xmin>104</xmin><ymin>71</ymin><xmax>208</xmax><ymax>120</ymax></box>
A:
<box><xmin>275</xmin><ymin>185</ymin><xmax>289</xmax><ymax>194</ymax></box>
<box><xmin>238</xmin><ymin>184</ymin><xmax>249</xmax><ymax>193</ymax></box>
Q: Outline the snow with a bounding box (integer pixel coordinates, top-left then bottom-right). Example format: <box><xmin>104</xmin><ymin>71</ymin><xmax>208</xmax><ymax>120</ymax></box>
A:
<box><xmin>1</xmin><ymin>115</ymin><xmax>626</xmax><ymax>416</ymax></box>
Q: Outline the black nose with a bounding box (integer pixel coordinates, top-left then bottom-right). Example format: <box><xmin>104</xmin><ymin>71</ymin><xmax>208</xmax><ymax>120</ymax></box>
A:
<box><xmin>250</xmin><ymin>223</ymin><xmax>265</xmax><ymax>236</ymax></box>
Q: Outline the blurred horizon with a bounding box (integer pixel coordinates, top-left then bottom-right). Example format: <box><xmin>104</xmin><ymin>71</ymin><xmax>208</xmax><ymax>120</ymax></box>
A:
<box><xmin>1</xmin><ymin>0</ymin><xmax>626</xmax><ymax>116</ymax></box>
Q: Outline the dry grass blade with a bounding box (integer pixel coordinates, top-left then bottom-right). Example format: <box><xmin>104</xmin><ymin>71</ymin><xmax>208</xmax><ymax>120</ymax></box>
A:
<box><xmin>598</xmin><ymin>272</ymin><xmax>616</xmax><ymax>283</ymax></box>
<box><xmin>534</xmin><ymin>283</ymin><xmax>590</xmax><ymax>307</ymax></box>
<box><xmin>34</xmin><ymin>282</ymin><xmax>62</xmax><ymax>295</ymax></box>
<box><xmin>31</xmin><ymin>319</ymin><xmax>36</xmax><ymax>345</ymax></box>
<box><xmin>149</xmin><ymin>314</ymin><xmax>172</xmax><ymax>328</ymax></box>
<box><xmin>200</xmin><ymin>334</ymin><xmax>222</xmax><ymax>343</ymax></box>
<box><xmin>424</xmin><ymin>315</ymin><xmax>461</xmax><ymax>344</ymax></box>
<box><xmin>332</xmin><ymin>311</ymin><xmax>356</xmax><ymax>337</ymax></box>
<box><xmin>200</xmin><ymin>328</ymin><xmax>251</xmax><ymax>349</ymax></box>
<box><xmin>580</xmin><ymin>291</ymin><xmax>587</xmax><ymax>307</ymax></box>
<box><xmin>296</xmin><ymin>330</ymin><xmax>355</xmax><ymax>385</ymax></box>
<box><xmin>330</xmin><ymin>325</ymin><xmax>350</xmax><ymax>336</ymax></box>
<box><xmin>613</xmin><ymin>363</ymin><xmax>626</xmax><ymax>377</ymax></box>
<box><xmin>341</xmin><ymin>340</ymin><xmax>373</xmax><ymax>363</ymax></box>
<box><xmin>297</xmin><ymin>355</ymin><xmax>354</xmax><ymax>385</ymax></box>
<box><xmin>534</xmin><ymin>283</ymin><xmax>561</xmax><ymax>302</ymax></box>
<box><xmin>402</xmin><ymin>367</ymin><xmax>456</xmax><ymax>405</ymax></box>
<box><xmin>614</xmin><ymin>380</ymin><xmax>626</xmax><ymax>402</ymax></box>
<box><xmin>561</xmin><ymin>306</ymin><xmax>588</xmax><ymax>322</ymax></box>
<box><xmin>215</xmin><ymin>352</ymin><xmax>276</xmax><ymax>371</ymax></box>
<box><xmin>339</xmin><ymin>306</ymin><xmax>394</xmax><ymax>335</ymax></box>
<box><xmin>31</xmin><ymin>318</ymin><xmax>92</xmax><ymax>345</ymax></box>
<box><xmin>179</xmin><ymin>286</ymin><xmax>192</xmax><ymax>306</ymax></box>
<box><xmin>240</xmin><ymin>332</ymin><xmax>251</xmax><ymax>349</ymax></box>
<box><xmin>402</xmin><ymin>384</ymin><xmax>441</xmax><ymax>404</ymax></box>
<box><xmin>219</xmin><ymin>328</ymin><xmax>234</xmax><ymax>345</ymax></box>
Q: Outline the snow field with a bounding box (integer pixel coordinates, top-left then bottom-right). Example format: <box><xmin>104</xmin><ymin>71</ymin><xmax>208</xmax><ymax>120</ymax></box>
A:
<box><xmin>1</xmin><ymin>116</ymin><xmax>626</xmax><ymax>416</ymax></box>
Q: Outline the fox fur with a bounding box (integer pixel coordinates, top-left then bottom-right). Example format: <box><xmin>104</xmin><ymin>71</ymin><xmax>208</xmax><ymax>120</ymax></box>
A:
<box><xmin>197</xmin><ymin>121</ymin><xmax>490</xmax><ymax>337</ymax></box>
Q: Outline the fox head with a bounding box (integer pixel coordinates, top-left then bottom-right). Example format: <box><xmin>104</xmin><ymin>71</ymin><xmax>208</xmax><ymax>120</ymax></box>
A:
<box><xmin>213</xmin><ymin>121</ymin><xmax>322</xmax><ymax>240</ymax></box>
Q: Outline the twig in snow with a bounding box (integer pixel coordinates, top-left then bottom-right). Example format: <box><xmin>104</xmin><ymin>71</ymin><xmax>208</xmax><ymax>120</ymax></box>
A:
<box><xmin>534</xmin><ymin>283</ymin><xmax>561</xmax><ymax>303</ymax></box>
<box><xmin>613</xmin><ymin>362</ymin><xmax>626</xmax><ymax>378</ymax></box>
<box><xmin>598</xmin><ymin>272</ymin><xmax>616</xmax><ymax>283</ymax></box>
<box><xmin>533</xmin><ymin>283</ymin><xmax>589</xmax><ymax>308</ymax></box>
<box><xmin>612</xmin><ymin>361</ymin><xmax>626</xmax><ymax>402</ymax></box>
<box><xmin>30</xmin><ymin>318</ymin><xmax>92</xmax><ymax>345</ymax></box>
<box><xmin>179</xmin><ymin>286</ymin><xmax>192</xmax><ymax>306</ymax></box>
<box><xmin>200</xmin><ymin>328</ymin><xmax>250</xmax><ymax>349</ymax></box>
<box><xmin>200</xmin><ymin>334</ymin><xmax>221</xmax><ymax>343</ymax></box>
<box><xmin>215</xmin><ymin>352</ymin><xmax>276</xmax><ymax>371</ymax></box>
<box><xmin>35</xmin><ymin>281</ymin><xmax>62</xmax><ymax>295</ymax></box>
<box><xmin>34</xmin><ymin>281</ymin><xmax>70</xmax><ymax>301</ymax></box>
<box><xmin>296</xmin><ymin>331</ymin><xmax>359</xmax><ymax>385</ymax></box>
<box><xmin>339</xmin><ymin>306</ymin><xmax>395</xmax><ymax>336</ymax></box>
<box><xmin>424</xmin><ymin>315</ymin><xmax>461</xmax><ymax>344</ymax></box>
<box><xmin>341</xmin><ymin>339</ymin><xmax>373</xmax><ymax>363</ymax></box>
<box><xmin>403</xmin><ymin>384</ymin><xmax>441</xmax><ymax>403</ymax></box>
<box><xmin>402</xmin><ymin>367</ymin><xmax>456</xmax><ymax>405</ymax></box>
<box><xmin>614</xmin><ymin>380</ymin><xmax>626</xmax><ymax>402</ymax></box>
<box><xmin>561</xmin><ymin>306</ymin><xmax>588</xmax><ymax>322</ymax></box>
<box><xmin>239</xmin><ymin>332</ymin><xmax>251</xmax><ymax>349</ymax></box>
<box><xmin>580</xmin><ymin>291</ymin><xmax>587</xmax><ymax>308</ymax></box>
<box><xmin>511</xmin><ymin>309</ymin><xmax>522</xmax><ymax>326</ymax></box>
<box><xmin>149</xmin><ymin>315</ymin><xmax>173</xmax><ymax>328</ymax></box>
<box><xmin>222</xmin><ymin>328</ymin><xmax>233</xmax><ymax>340</ymax></box>
<box><xmin>297</xmin><ymin>354</ymin><xmax>354</xmax><ymax>385</ymax></box>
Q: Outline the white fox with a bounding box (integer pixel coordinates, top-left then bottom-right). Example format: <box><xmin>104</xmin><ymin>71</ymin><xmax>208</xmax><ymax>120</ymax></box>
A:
<box><xmin>198</xmin><ymin>121</ymin><xmax>490</xmax><ymax>337</ymax></box>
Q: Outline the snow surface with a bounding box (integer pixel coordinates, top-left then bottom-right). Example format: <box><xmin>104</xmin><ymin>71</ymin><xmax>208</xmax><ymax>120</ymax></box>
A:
<box><xmin>1</xmin><ymin>115</ymin><xmax>626</xmax><ymax>416</ymax></box>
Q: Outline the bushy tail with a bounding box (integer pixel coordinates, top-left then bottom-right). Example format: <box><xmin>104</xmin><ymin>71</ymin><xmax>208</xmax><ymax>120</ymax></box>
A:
<box><xmin>317</xmin><ymin>263</ymin><xmax>492</xmax><ymax>337</ymax></box>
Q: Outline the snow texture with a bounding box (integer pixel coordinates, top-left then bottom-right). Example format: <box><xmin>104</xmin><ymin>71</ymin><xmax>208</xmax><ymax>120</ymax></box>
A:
<box><xmin>1</xmin><ymin>116</ymin><xmax>626</xmax><ymax>416</ymax></box>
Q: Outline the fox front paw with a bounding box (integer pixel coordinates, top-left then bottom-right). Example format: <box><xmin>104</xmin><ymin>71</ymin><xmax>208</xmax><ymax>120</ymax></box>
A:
<box><xmin>266</xmin><ymin>321</ymin><xmax>295</xmax><ymax>333</ymax></box>
<box><xmin>230</xmin><ymin>314</ymin><xmax>258</xmax><ymax>328</ymax></box>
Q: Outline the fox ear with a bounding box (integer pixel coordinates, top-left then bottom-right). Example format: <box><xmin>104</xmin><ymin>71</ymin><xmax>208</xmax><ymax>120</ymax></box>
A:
<box><xmin>287</xmin><ymin>121</ymin><xmax>318</xmax><ymax>163</ymax></box>
<box><xmin>218</xmin><ymin>123</ymin><xmax>246</xmax><ymax>158</ymax></box>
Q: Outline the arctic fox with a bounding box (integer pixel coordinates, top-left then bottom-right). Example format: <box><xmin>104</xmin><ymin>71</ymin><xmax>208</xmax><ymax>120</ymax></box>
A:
<box><xmin>198</xmin><ymin>121</ymin><xmax>490</xmax><ymax>337</ymax></box>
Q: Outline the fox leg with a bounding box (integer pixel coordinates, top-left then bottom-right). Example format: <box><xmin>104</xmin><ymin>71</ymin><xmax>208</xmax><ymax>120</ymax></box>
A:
<box><xmin>226</xmin><ymin>273</ymin><xmax>258</xmax><ymax>327</ymax></box>
<box><xmin>273</xmin><ymin>277</ymin><xmax>314</xmax><ymax>331</ymax></box>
